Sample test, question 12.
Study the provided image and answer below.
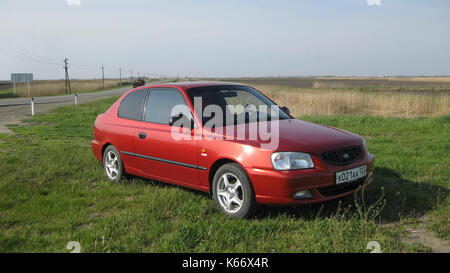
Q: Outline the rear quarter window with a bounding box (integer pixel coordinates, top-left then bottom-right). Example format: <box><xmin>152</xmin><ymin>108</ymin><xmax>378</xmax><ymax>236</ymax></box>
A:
<box><xmin>118</xmin><ymin>89</ymin><xmax>147</xmax><ymax>120</ymax></box>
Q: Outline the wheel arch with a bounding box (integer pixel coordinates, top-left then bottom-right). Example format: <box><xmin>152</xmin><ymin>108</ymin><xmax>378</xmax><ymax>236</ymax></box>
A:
<box><xmin>101</xmin><ymin>142</ymin><xmax>113</xmax><ymax>161</ymax></box>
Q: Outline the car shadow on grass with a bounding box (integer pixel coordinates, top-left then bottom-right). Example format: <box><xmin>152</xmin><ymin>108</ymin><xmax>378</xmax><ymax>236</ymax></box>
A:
<box><xmin>125</xmin><ymin>174</ymin><xmax>211</xmax><ymax>198</ymax></box>
<box><xmin>367</xmin><ymin>167</ymin><xmax>448</xmax><ymax>223</ymax></box>
<box><xmin>252</xmin><ymin>167</ymin><xmax>448</xmax><ymax>222</ymax></box>
<box><xmin>124</xmin><ymin>167</ymin><xmax>448</xmax><ymax>223</ymax></box>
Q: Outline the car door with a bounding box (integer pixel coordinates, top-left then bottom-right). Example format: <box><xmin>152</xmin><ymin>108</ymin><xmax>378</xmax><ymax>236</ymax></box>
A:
<box><xmin>134</xmin><ymin>87</ymin><xmax>200</xmax><ymax>187</ymax></box>
<box><xmin>114</xmin><ymin>88</ymin><xmax>148</xmax><ymax>172</ymax></box>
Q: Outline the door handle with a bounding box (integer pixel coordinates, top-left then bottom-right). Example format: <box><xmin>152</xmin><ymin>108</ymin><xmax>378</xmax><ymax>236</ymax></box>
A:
<box><xmin>138</xmin><ymin>132</ymin><xmax>147</xmax><ymax>139</ymax></box>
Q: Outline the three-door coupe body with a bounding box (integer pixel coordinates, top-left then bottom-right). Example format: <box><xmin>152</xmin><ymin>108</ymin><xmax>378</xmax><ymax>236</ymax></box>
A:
<box><xmin>92</xmin><ymin>82</ymin><xmax>374</xmax><ymax>218</ymax></box>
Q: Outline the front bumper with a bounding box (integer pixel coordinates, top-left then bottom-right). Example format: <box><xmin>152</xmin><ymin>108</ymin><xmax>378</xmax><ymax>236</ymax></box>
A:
<box><xmin>246</xmin><ymin>152</ymin><xmax>375</xmax><ymax>205</ymax></box>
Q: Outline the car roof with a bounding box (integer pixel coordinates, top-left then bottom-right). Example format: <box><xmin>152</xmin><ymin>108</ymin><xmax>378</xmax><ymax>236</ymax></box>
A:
<box><xmin>141</xmin><ymin>81</ymin><xmax>244</xmax><ymax>91</ymax></box>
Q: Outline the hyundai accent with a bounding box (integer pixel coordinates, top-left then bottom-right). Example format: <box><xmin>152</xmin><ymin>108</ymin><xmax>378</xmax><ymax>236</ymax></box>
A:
<box><xmin>91</xmin><ymin>82</ymin><xmax>375</xmax><ymax>218</ymax></box>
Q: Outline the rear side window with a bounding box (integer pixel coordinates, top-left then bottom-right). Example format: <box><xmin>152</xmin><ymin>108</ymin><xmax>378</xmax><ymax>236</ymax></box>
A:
<box><xmin>144</xmin><ymin>88</ymin><xmax>191</xmax><ymax>124</ymax></box>
<box><xmin>118</xmin><ymin>89</ymin><xmax>147</xmax><ymax>120</ymax></box>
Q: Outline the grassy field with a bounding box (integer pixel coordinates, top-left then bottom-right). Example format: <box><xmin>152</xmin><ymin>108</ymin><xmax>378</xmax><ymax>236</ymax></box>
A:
<box><xmin>222</xmin><ymin>76</ymin><xmax>450</xmax><ymax>88</ymax></box>
<box><xmin>0</xmin><ymin>96</ymin><xmax>448</xmax><ymax>252</ymax></box>
<box><xmin>0</xmin><ymin>89</ymin><xmax>14</xmax><ymax>99</ymax></box>
<box><xmin>9</xmin><ymin>79</ymin><xmax>133</xmax><ymax>98</ymax></box>
<box><xmin>201</xmin><ymin>77</ymin><xmax>450</xmax><ymax>117</ymax></box>
<box><xmin>3</xmin><ymin>78</ymin><xmax>172</xmax><ymax>99</ymax></box>
<box><xmin>252</xmin><ymin>84</ymin><xmax>449</xmax><ymax>117</ymax></box>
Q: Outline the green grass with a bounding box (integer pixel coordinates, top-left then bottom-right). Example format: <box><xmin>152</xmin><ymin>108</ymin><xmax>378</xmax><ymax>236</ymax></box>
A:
<box><xmin>0</xmin><ymin>89</ymin><xmax>15</xmax><ymax>98</ymax></box>
<box><xmin>0</xmin><ymin>97</ymin><xmax>448</xmax><ymax>252</ymax></box>
<box><xmin>302</xmin><ymin>115</ymin><xmax>450</xmax><ymax>239</ymax></box>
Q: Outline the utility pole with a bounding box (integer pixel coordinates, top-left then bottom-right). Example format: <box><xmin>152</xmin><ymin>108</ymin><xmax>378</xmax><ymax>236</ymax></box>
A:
<box><xmin>102</xmin><ymin>65</ymin><xmax>105</xmax><ymax>89</ymax></box>
<box><xmin>64</xmin><ymin>58</ymin><xmax>71</xmax><ymax>94</ymax></box>
<box><xmin>119</xmin><ymin>68</ymin><xmax>122</xmax><ymax>86</ymax></box>
<box><xmin>130</xmin><ymin>70</ymin><xmax>133</xmax><ymax>83</ymax></box>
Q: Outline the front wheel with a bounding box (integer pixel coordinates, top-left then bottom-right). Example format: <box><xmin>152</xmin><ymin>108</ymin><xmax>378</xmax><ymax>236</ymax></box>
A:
<box><xmin>103</xmin><ymin>145</ymin><xmax>124</xmax><ymax>182</ymax></box>
<box><xmin>212</xmin><ymin>163</ymin><xmax>257</xmax><ymax>218</ymax></box>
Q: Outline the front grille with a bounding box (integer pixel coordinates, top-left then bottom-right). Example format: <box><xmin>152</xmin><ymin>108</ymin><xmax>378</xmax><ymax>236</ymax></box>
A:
<box><xmin>321</xmin><ymin>146</ymin><xmax>362</xmax><ymax>166</ymax></box>
<box><xmin>318</xmin><ymin>178</ymin><xmax>365</xmax><ymax>197</ymax></box>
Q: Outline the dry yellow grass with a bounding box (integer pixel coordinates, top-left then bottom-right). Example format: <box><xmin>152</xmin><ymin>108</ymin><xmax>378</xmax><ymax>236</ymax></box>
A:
<box><xmin>388</xmin><ymin>77</ymin><xmax>450</xmax><ymax>83</ymax></box>
<box><xmin>13</xmin><ymin>79</ymin><xmax>127</xmax><ymax>97</ymax></box>
<box><xmin>253</xmin><ymin>84</ymin><xmax>450</xmax><ymax>117</ymax></box>
<box><xmin>309</xmin><ymin>76</ymin><xmax>450</xmax><ymax>83</ymax></box>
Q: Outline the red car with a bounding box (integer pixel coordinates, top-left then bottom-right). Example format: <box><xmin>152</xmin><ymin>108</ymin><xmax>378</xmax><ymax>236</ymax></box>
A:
<box><xmin>92</xmin><ymin>82</ymin><xmax>374</xmax><ymax>218</ymax></box>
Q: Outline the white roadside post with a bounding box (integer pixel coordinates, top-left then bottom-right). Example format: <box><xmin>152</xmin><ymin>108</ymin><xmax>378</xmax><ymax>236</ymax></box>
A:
<box><xmin>74</xmin><ymin>94</ymin><xmax>78</xmax><ymax>105</ymax></box>
<box><xmin>31</xmin><ymin>98</ymin><xmax>35</xmax><ymax>116</ymax></box>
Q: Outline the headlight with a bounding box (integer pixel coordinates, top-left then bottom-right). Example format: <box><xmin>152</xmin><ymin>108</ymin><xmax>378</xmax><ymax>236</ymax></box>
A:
<box><xmin>271</xmin><ymin>152</ymin><xmax>314</xmax><ymax>170</ymax></box>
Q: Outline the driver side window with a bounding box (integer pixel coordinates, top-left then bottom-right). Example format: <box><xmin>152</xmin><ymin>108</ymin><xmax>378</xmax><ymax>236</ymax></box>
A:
<box><xmin>221</xmin><ymin>89</ymin><xmax>265</xmax><ymax>115</ymax></box>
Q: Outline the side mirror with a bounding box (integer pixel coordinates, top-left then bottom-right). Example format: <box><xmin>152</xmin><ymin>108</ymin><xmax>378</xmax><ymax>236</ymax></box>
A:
<box><xmin>169</xmin><ymin>113</ymin><xmax>194</xmax><ymax>129</ymax></box>
<box><xmin>281</xmin><ymin>106</ymin><xmax>290</xmax><ymax>115</ymax></box>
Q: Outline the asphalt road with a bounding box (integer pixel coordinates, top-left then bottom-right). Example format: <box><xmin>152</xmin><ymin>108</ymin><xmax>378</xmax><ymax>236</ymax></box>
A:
<box><xmin>0</xmin><ymin>86</ymin><xmax>131</xmax><ymax>134</ymax></box>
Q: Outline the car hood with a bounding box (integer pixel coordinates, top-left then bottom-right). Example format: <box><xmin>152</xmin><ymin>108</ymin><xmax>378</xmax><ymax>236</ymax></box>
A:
<box><xmin>274</xmin><ymin>119</ymin><xmax>363</xmax><ymax>154</ymax></box>
<box><xmin>207</xmin><ymin>118</ymin><xmax>363</xmax><ymax>154</ymax></box>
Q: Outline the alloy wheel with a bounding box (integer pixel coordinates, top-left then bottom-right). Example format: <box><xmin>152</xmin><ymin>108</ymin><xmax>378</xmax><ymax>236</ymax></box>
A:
<box><xmin>216</xmin><ymin>172</ymin><xmax>244</xmax><ymax>213</ymax></box>
<box><xmin>104</xmin><ymin>151</ymin><xmax>119</xmax><ymax>180</ymax></box>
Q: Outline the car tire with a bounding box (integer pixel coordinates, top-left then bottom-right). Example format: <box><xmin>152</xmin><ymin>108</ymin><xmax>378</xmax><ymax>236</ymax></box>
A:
<box><xmin>212</xmin><ymin>163</ymin><xmax>257</xmax><ymax>218</ymax></box>
<box><xmin>103</xmin><ymin>145</ymin><xmax>125</xmax><ymax>182</ymax></box>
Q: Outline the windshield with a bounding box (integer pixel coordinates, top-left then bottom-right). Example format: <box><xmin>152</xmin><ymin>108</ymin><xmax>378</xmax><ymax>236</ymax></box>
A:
<box><xmin>187</xmin><ymin>85</ymin><xmax>290</xmax><ymax>127</ymax></box>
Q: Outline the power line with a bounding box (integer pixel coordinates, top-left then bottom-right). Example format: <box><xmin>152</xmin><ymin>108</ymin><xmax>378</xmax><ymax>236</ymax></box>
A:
<box><xmin>70</xmin><ymin>63</ymin><xmax>99</xmax><ymax>72</ymax></box>
<box><xmin>0</xmin><ymin>40</ymin><xmax>113</xmax><ymax>74</ymax></box>
<box><xmin>0</xmin><ymin>41</ymin><xmax>58</xmax><ymax>64</ymax></box>
<box><xmin>0</xmin><ymin>40</ymin><xmax>59</xmax><ymax>63</ymax></box>
<box><xmin>0</xmin><ymin>46</ymin><xmax>57</xmax><ymax>65</ymax></box>
<box><xmin>0</xmin><ymin>40</ymin><xmax>168</xmax><ymax>81</ymax></box>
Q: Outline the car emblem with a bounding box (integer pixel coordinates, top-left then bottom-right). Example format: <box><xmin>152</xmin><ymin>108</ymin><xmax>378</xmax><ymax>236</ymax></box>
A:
<box><xmin>342</xmin><ymin>153</ymin><xmax>350</xmax><ymax>159</ymax></box>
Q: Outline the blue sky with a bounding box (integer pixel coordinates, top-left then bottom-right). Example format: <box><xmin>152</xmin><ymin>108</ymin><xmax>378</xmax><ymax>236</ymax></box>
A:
<box><xmin>1</xmin><ymin>0</ymin><xmax>450</xmax><ymax>79</ymax></box>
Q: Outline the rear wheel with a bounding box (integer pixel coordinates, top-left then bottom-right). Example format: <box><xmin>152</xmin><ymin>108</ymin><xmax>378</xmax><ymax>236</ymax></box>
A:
<box><xmin>103</xmin><ymin>145</ymin><xmax>124</xmax><ymax>182</ymax></box>
<box><xmin>212</xmin><ymin>163</ymin><xmax>257</xmax><ymax>218</ymax></box>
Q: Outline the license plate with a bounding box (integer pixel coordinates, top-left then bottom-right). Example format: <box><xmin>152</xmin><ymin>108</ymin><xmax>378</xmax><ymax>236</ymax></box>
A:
<box><xmin>335</xmin><ymin>165</ymin><xmax>367</xmax><ymax>185</ymax></box>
